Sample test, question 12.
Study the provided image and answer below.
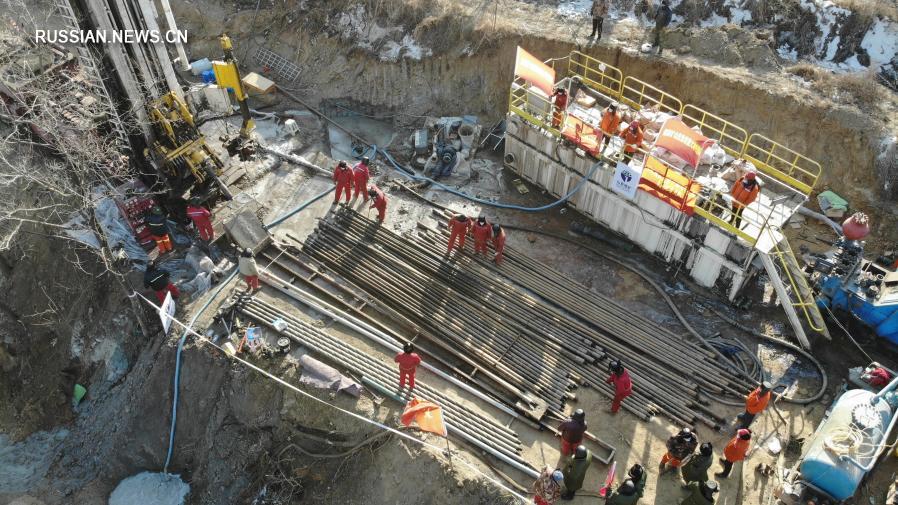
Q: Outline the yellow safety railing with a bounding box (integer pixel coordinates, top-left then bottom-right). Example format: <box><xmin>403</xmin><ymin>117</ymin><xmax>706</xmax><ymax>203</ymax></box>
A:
<box><xmin>621</xmin><ymin>76</ymin><xmax>683</xmax><ymax>116</ymax></box>
<box><xmin>567</xmin><ymin>51</ymin><xmax>623</xmax><ymax>99</ymax></box>
<box><xmin>693</xmin><ymin>188</ymin><xmax>770</xmax><ymax>245</ymax></box>
<box><xmin>766</xmin><ymin>229</ymin><xmax>828</xmax><ymax>333</ymax></box>
<box><xmin>743</xmin><ymin>133</ymin><xmax>821</xmax><ymax>196</ymax></box>
<box><xmin>681</xmin><ymin>105</ymin><xmax>748</xmax><ymax>159</ymax></box>
<box><xmin>508</xmin><ymin>77</ymin><xmax>562</xmax><ymax>138</ymax></box>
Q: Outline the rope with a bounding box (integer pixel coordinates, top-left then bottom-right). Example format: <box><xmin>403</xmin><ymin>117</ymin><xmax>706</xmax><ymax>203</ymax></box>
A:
<box><xmin>822</xmin><ymin>303</ymin><xmax>874</xmax><ymax>363</ymax></box>
<box><xmin>135</xmin><ymin>292</ymin><xmax>529</xmax><ymax>503</ymax></box>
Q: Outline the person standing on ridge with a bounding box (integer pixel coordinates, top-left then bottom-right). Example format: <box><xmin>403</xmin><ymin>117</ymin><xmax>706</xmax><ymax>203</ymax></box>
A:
<box><xmin>652</xmin><ymin>0</ymin><xmax>672</xmax><ymax>55</ymax></box>
<box><xmin>472</xmin><ymin>216</ymin><xmax>493</xmax><ymax>255</ymax></box>
<box><xmin>332</xmin><ymin>160</ymin><xmax>354</xmax><ymax>204</ymax></box>
<box><xmin>394</xmin><ymin>342</ymin><xmax>422</xmax><ymax>390</ymax></box>
<box><xmin>589</xmin><ymin>0</ymin><xmax>610</xmax><ymax>40</ymax></box>
<box><xmin>557</xmin><ymin>409</ymin><xmax>587</xmax><ymax>456</ymax></box>
<box><xmin>447</xmin><ymin>214</ymin><xmax>472</xmax><ymax>253</ymax></box>
<box><xmin>606</xmin><ymin>359</ymin><xmax>632</xmax><ymax>414</ymax></box>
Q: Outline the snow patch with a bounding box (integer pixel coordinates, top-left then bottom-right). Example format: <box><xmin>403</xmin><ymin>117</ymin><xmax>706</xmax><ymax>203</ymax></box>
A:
<box><xmin>109</xmin><ymin>472</ymin><xmax>190</xmax><ymax>505</ymax></box>
<box><xmin>557</xmin><ymin>0</ymin><xmax>591</xmax><ymax>18</ymax></box>
<box><xmin>862</xmin><ymin>18</ymin><xmax>898</xmax><ymax>67</ymax></box>
<box><xmin>335</xmin><ymin>5</ymin><xmax>431</xmax><ymax>61</ymax></box>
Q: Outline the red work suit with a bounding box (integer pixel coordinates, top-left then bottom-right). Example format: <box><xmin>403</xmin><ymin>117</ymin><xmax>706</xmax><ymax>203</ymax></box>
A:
<box><xmin>185</xmin><ymin>204</ymin><xmax>214</xmax><ymax>241</ymax></box>
<box><xmin>369</xmin><ymin>185</ymin><xmax>387</xmax><ymax>222</ymax></box>
<box><xmin>447</xmin><ymin>216</ymin><xmax>472</xmax><ymax>252</ymax></box>
<box><xmin>472</xmin><ymin>221</ymin><xmax>492</xmax><ymax>254</ymax></box>
<box><xmin>492</xmin><ymin>228</ymin><xmax>507</xmax><ymax>264</ymax></box>
<box><xmin>352</xmin><ymin>161</ymin><xmax>370</xmax><ymax>201</ymax></box>
<box><xmin>394</xmin><ymin>351</ymin><xmax>421</xmax><ymax>389</ymax></box>
<box><xmin>333</xmin><ymin>164</ymin><xmax>354</xmax><ymax>203</ymax></box>
<box><xmin>552</xmin><ymin>91</ymin><xmax>568</xmax><ymax>129</ymax></box>
<box><xmin>606</xmin><ymin>370</ymin><xmax>632</xmax><ymax>413</ymax></box>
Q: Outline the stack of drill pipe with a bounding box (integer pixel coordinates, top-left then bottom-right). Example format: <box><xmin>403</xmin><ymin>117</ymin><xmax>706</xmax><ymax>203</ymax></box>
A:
<box><xmin>302</xmin><ymin>209</ymin><xmax>722</xmax><ymax>426</ymax></box>
<box><xmin>414</xmin><ymin>223</ymin><xmax>756</xmax><ymax>397</ymax></box>
<box><xmin>236</xmin><ymin>295</ymin><xmax>531</xmax><ymax>467</ymax></box>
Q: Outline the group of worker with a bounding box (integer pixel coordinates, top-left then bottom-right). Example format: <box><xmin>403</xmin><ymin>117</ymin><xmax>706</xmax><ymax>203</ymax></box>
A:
<box><xmin>332</xmin><ymin>157</ymin><xmax>388</xmax><ymax>223</ymax></box>
<box><xmin>534</xmin><ymin>381</ymin><xmax>775</xmax><ymax>504</ymax></box>
<box><xmin>447</xmin><ymin>213</ymin><xmax>507</xmax><ymax>264</ymax></box>
<box><xmin>548</xmin><ymin>94</ymin><xmax>645</xmax><ymax>165</ymax></box>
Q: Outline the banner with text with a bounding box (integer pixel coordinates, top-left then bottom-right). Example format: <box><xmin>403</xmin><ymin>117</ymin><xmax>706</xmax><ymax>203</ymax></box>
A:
<box><xmin>514</xmin><ymin>46</ymin><xmax>556</xmax><ymax>96</ymax></box>
<box><xmin>654</xmin><ymin>118</ymin><xmax>715</xmax><ymax>169</ymax></box>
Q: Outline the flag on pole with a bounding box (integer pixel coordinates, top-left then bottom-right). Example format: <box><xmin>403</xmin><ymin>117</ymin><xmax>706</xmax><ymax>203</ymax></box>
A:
<box><xmin>599</xmin><ymin>461</ymin><xmax>617</xmax><ymax>498</ymax></box>
<box><xmin>401</xmin><ymin>398</ymin><xmax>448</xmax><ymax>437</ymax></box>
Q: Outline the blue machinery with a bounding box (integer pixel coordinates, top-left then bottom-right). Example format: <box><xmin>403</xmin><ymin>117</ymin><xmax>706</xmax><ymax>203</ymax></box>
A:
<box><xmin>812</xmin><ymin>237</ymin><xmax>898</xmax><ymax>345</ymax></box>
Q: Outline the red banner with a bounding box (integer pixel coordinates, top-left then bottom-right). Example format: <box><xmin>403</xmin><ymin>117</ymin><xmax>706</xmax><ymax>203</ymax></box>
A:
<box><xmin>401</xmin><ymin>398</ymin><xmax>448</xmax><ymax>437</ymax></box>
<box><xmin>654</xmin><ymin>118</ymin><xmax>715</xmax><ymax>169</ymax></box>
<box><xmin>514</xmin><ymin>47</ymin><xmax>556</xmax><ymax>96</ymax></box>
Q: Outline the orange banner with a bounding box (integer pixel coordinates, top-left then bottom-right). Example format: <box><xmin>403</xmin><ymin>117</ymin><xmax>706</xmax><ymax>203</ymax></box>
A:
<box><xmin>514</xmin><ymin>47</ymin><xmax>556</xmax><ymax>96</ymax></box>
<box><xmin>401</xmin><ymin>398</ymin><xmax>448</xmax><ymax>437</ymax></box>
<box><xmin>654</xmin><ymin>118</ymin><xmax>715</xmax><ymax>169</ymax></box>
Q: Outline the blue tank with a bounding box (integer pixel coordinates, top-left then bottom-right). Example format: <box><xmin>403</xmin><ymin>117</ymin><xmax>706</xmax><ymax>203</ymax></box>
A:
<box><xmin>800</xmin><ymin>389</ymin><xmax>893</xmax><ymax>500</ymax></box>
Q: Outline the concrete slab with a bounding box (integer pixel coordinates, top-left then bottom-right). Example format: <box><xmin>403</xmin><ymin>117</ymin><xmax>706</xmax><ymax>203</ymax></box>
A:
<box><xmin>224</xmin><ymin>210</ymin><xmax>270</xmax><ymax>252</ymax></box>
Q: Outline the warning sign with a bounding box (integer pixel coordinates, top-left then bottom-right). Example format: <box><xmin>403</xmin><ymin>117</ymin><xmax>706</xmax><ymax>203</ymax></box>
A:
<box><xmin>159</xmin><ymin>291</ymin><xmax>176</xmax><ymax>335</ymax></box>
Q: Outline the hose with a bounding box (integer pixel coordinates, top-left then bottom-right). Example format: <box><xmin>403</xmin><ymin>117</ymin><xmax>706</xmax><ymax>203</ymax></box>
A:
<box><xmin>163</xmin><ymin>188</ymin><xmax>334</xmax><ymax>473</ymax></box>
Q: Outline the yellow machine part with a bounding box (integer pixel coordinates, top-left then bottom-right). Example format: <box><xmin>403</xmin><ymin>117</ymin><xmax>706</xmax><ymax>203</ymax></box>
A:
<box><xmin>213</xmin><ymin>61</ymin><xmax>245</xmax><ymax>101</ymax></box>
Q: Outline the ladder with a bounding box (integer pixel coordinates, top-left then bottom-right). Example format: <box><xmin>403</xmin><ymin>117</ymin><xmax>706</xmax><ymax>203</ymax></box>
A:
<box><xmin>50</xmin><ymin>0</ymin><xmax>130</xmax><ymax>152</ymax></box>
<box><xmin>759</xmin><ymin>228</ymin><xmax>830</xmax><ymax>349</ymax></box>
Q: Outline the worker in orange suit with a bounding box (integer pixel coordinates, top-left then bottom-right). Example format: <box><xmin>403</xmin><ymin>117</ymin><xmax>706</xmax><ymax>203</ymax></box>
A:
<box><xmin>551</xmin><ymin>87</ymin><xmax>568</xmax><ymax>129</ymax></box>
<box><xmin>715</xmin><ymin>429</ymin><xmax>752</xmax><ymax>478</ymax></box>
<box><xmin>737</xmin><ymin>381</ymin><xmax>773</xmax><ymax>429</ymax></box>
<box><xmin>729</xmin><ymin>171</ymin><xmax>760</xmax><ymax>229</ymax></box>
<box><xmin>492</xmin><ymin>224</ymin><xmax>506</xmax><ymax>265</ymax></box>
<box><xmin>447</xmin><ymin>214</ymin><xmax>472</xmax><ymax>253</ymax></box>
<box><xmin>352</xmin><ymin>156</ymin><xmax>371</xmax><ymax>203</ymax></box>
<box><xmin>600</xmin><ymin>103</ymin><xmax>621</xmax><ymax>150</ymax></box>
<box><xmin>472</xmin><ymin>216</ymin><xmax>493</xmax><ymax>255</ymax></box>
<box><xmin>620</xmin><ymin>120</ymin><xmax>644</xmax><ymax>164</ymax></box>
<box><xmin>332</xmin><ymin>160</ymin><xmax>354</xmax><ymax>204</ymax></box>
<box><xmin>606</xmin><ymin>359</ymin><xmax>632</xmax><ymax>414</ymax></box>
<box><xmin>368</xmin><ymin>185</ymin><xmax>387</xmax><ymax>223</ymax></box>
<box><xmin>185</xmin><ymin>197</ymin><xmax>214</xmax><ymax>241</ymax></box>
<box><xmin>394</xmin><ymin>342</ymin><xmax>422</xmax><ymax>390</ymax></box>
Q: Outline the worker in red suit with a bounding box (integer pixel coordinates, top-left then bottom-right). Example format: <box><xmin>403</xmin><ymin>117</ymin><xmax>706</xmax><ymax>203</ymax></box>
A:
<box><xmin>368</xmin><ymin>185</ymin><xmax>387</xmax><ymax>223</ymax></box>
<box><xmin>143</xmin><ymin>260</ymin><xmax>179</xmax><ymax>304</ymax></box>
<box><xmin>492</xmin><ymin>224</ymin><xmax>506</xmax><ymax>265</ymax></box>
<box><xmin>551</xmin><ymin>87</ymin><xmax>568</xmax><ymax>129</ymax></box>
<box><xmin>620</xmin><ymin>120</ymin><xmax>644</xmax><ymax>164</ymax></box>
<box><xmin>185</xmin><ymin>197</ymin><xmax>214</xmax><ymax>241</ymax></box>
<box><xmin>394</xmin><ymin>342</ymin><xmax>422</xmax><ymax>390</ymax></box>
<box><xmin>447</xmin><ymin>214</ymin><xmax>472</xmax><ymax>253</ymax></box>
<box><xmin>352</xmin><ymin>156</ymin><xmax>371</xmax><ymax>202</ymax></box>
<box><xmin>332</xmin><ymin>160</ymin><xmax>354</xmax><ymax>204</ymax></box>
<box><xmin>729</xmin><ymin>171</ymin><xmax>760</xmax><ymax>229</ymax></box>
<box><xmin>606</xmin><ymin>359</ymin><xmax>632</xmax><ymax>414</ymax></box>
<box><xmin>472</xmin><ymin>216</ymin><xmax>492</xmax><ymax>254</ymax></box>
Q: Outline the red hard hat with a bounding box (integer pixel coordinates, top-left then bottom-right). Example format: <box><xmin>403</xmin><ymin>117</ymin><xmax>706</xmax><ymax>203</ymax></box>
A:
<box><xmin>629</xmin><ymin>120</ymin><xmax>639</xmax><ymax>129</ymax></box>
<box><xmin>745</xmin><ymin>171</ymin><xmax>757</xmax><ymax>180</ymax></box>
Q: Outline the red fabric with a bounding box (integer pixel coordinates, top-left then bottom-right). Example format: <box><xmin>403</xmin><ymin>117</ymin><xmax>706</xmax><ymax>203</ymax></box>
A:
<box><xmin>400</xmin><ymin>398</ymin><xmax>447</xmax><ymax>436</ymax></box>
<box><xmin>492</xmin><ymin>229</ymin><xmax>506</xmax><ymax>264</ymax></box>
<box><xmin>654</xmin><ymin>118</ymin><xmax>715</xmax><ymax>168</ymax></box>
<box><xmin>724</xmin><ymin>436</ymin><xmax>750</xmax><ymax>462</ymax></box>
<box><xmin>395</xmin><ymin>352</ymin><xmax>421</xmax><ymax>389</ymax></box>
<box><xmin>472</xmin><ymin>221</ymin><xmax>492</xmax><ymax>254</ymax></box>
<box><xmin>638</xmin><ymin>156</ymin><xmax>701</xmax><ymax>215</ymax></box>
<box><xmin>560</xmin><ymin>438</ymin><xmax>577</xmax><ymax>456</ymax></box>
<box><xmin>868</xmin><ymin>367</ymin><xmax>892</xmax><ymax>387</ymax></box>
<box><xmin>731</xmin><ymin>177</ymin><xmax>760</xmax><ymax>208</ymax></box>
<box><xmin>660</xmin><ymin>453</ymin><xmax>682</xmax><ymax>468</ymax></box>
<box><xmin>560</xmin><ymin>115</ymin><xmax>602</xmax><ymax>157</ymax></box>
<box><xmin>447</xmin><ymin>216</ymin><xmax>472</xmax><ymax>251</ymax></box>
<box><xmin>154</xmin><ymin>282</ymin><xmax>180</xmax><ymax>304</ymax></box>
<box><xmin>369</xmin><ymin>186</ymin><xmax>387</xmax><ymax>222</ymax></box>
<box><xmin>606</xmin><ymin>370</ymin><xmax>632</xmax><ymax>412</ymax></box>
<box><xmin>534</xmin><ymin>497</ymin><xmax>549</xmax><ymax>505</ymax></box>
<box><xmin>186</xmin><ymin>205</ymin><xmax>214</xmax><ymax>241</ymax></box>
<box><xmin>611</xmin><ymin>392</ymin><xmax>627</xmax><ymax>413</ymax></box>
<box><xmin>745</xmin><ymin>387</ymin><xmax>772</xmax><ymax>415</ymax></box>
<box><xmin>352</xmin><ymin>162</ymin><xmax>370</xmax><ymax>201</ymax></box>
<box><xmin>244</xmin><ymin>275</ymin><xmax>260</xmax><ymax>290</ymax></box>
<box><xmin>333</xmin><ymin>165</ymin><xmax>354</xmax><ymax>202</ymax></box>
<box><xmin>552</xmin><ymin>92</ymin><xmax>568</xmax><ymax>128</ymax></box>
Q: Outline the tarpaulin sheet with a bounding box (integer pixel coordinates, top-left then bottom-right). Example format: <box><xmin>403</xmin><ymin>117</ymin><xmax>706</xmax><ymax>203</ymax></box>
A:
<box><xmin>639</xmin><ymin>156</ymin><xmax>701</xmax><ymax>215</ymax></box>
<box><xmin>299</xmin><ymin>355</ymin><xmax>362</xmax><ymax>396</ymax></box>
<box><xmin>514</xmin><ymin>47</ymin><xmax>556</xmax><ymax>96</ymax></box>
<box><xmin>654</xmin><ymin>118</ymin><xmax>715</xmax><ymax>169</ymax></box>
<box><xmin>401</xmin><ymin>398</ymin><xmax>448</xmax><ymax>437</ymax></box>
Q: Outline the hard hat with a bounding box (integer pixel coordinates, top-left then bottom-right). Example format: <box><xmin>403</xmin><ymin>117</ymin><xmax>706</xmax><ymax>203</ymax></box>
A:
<box><xmin>572</xmin><ymin>409</ymin><xmax>585</xmax><ymax>421</ymax></box>
<box><xmin>628</xmin><ymin>463</ymin><xmax>644</xmax><ymax>480</ymax></box>
<box><xmin>492</xmin><ymin>224</ymin><xmax>501</xmax><ymax>234</ymax></box>
<box><xmin>574</xmin><ymin>445</ymin><xmax>588</xmax><ymax>459</ymax></box>
<box><xmin>620</xmin><ymin>479</ymin><xmax>636</xmax><ymax>495</ymax></box>
<box><xmin>241</xmin><ymin>247</ymin><xmax>253</xmax><ymax>257</ymax></box>
<box><xmin>609</xmin><ymin>103</ymin><xmax>618</xmax><ymax>111</ymax></box>
<box><xmin>738</xmin><ymin>428</ymin><xmax>752</xmax><ymax>440</ymax></box>
<box><xmin>629</xmin><ymin>120</ymin><xmax>639</xmax><ymax>130</ymax></box>
<box><xmin>699</xmin><ymin>442</ymin><xmax>713</xmax><ymax>456</ymax></box>
<box><xmin>761</xmin><ymin>381</ymin><xmax>772</xmax><ymax>391</ymax></box>
<box><xmin>455</xmin><ymin>214</ymin><xmax>467</xmax><ymax>221</ymax></box>
<box><xmin>362</xmin><ymin>156</ymin><xmax>370</xmax><ymax>164</ymax></box>
<box><xmin>189</xmin><ymin>196</ymin><xmax>201</xmax><ymax>205</ymax></box>
<box><xmin>368</xmin><ymin>187</ymin><xmax>377</xmax><ymax>196</ymax></box>
<box><xmin>339</xmin><ymin>160</ymin><xmax>348</xmax><ymax>168</ymax></box>
<box><xmin>681</xmin><ymin>427</ymin><xmax>692</xmax><ymax>435</ymax></box>
<box><xmin>147</xmin><ymin>259</ymin><xmax>156</xmax><ymax>269</ymax></box>
<box><xmin>151</xmin><ymin>206</ymin><xmax>163</xmax><ymax>215</ymax></box>
<box><xmin>704</xmin><ymin>481</ymin><xmax>719</xmax><ymax>493</ymax></box>
<box><xmin>477</xmin><ymin>216</ymin><xmax>487</xmax><ymax>224</ymax></box>
<box><xmin>612</xmin><ymin>359</ymin><xmax>624</xmax><ymax>373</ymax></box>
<box><xmin>403</xmin><ymin>342</ymin><xmax>415</xmax><ymax>353</ymax></box>
<box><xmin>551</xmin><ymin>470</ymin><xmax>564</xmax><ymax>483</ymax></box>
<box><xmin>745</xmin><ymin>171</ymin><xmax>757</xmax><ymax>180</ymax></box>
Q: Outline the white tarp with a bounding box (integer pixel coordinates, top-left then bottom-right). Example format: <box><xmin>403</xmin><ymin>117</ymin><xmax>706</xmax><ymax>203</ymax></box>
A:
<box><xmin>93</xmin><ymin>192</ymin><xmax>149</xmax><ymax>263</ymax></box>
